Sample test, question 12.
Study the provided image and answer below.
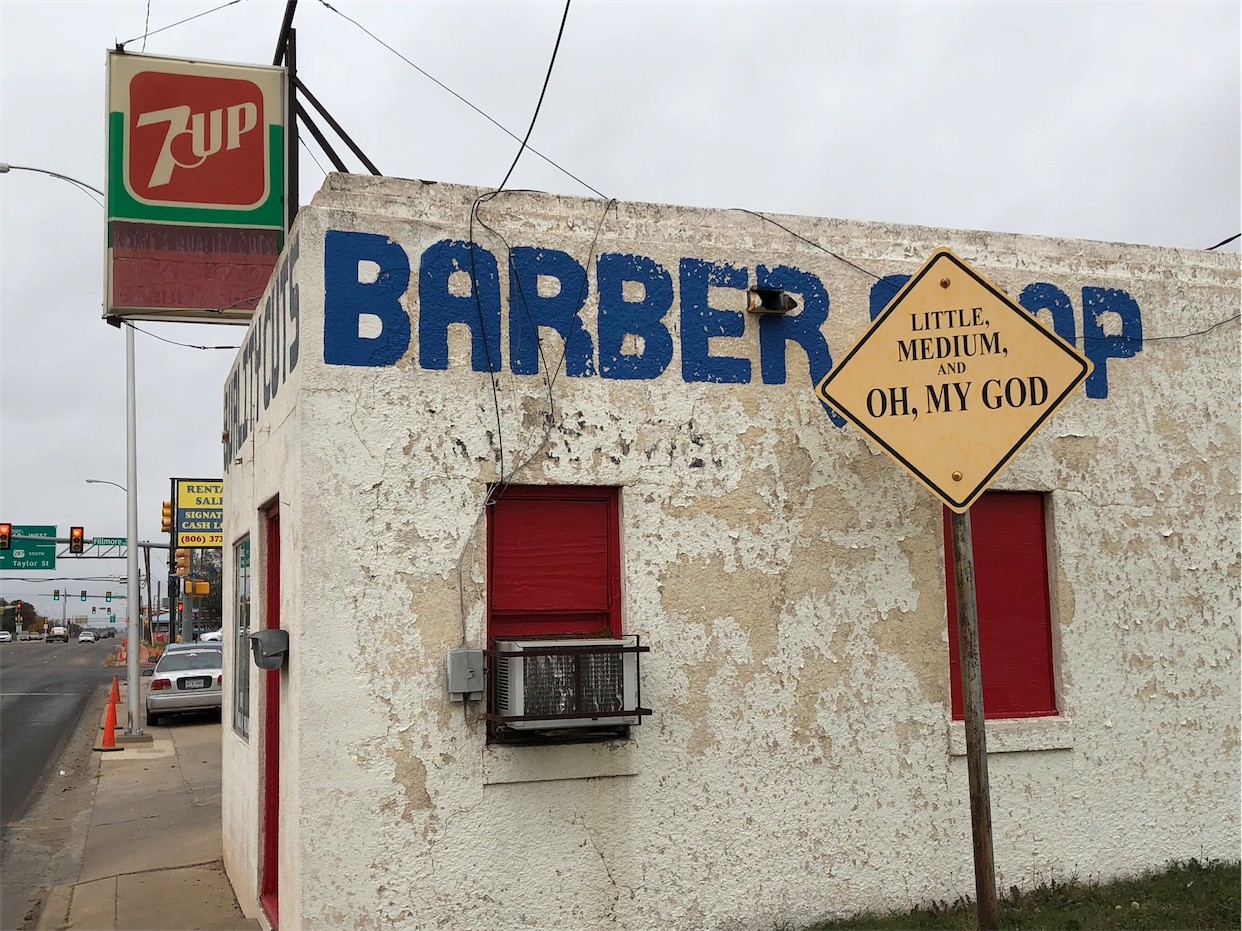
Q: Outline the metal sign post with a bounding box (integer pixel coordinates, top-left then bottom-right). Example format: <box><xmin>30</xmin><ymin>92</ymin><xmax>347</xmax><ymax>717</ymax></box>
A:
<box><xmin>814</xmin><ymin>248</ymin><xmax>1094</xmax><ymax>931</ymax></box>
<box><xmin>949</xmin><ymin>508</ymin><xmax>997</xmax><ymax>930</ymax></box>
<box><xmin>181</xmin><ymin>548</ymin><xmax>194</xmax><ymax>644</ymax></box>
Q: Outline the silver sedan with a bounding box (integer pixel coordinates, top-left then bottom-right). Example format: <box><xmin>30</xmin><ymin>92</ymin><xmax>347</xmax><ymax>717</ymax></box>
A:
<box><xmin>146</xmin><ymin>647</ymin><xmax>223</xmax><ymax>726</ymax></box>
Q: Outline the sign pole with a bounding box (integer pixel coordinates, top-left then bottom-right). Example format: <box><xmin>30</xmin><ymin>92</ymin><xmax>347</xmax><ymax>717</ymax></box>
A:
<box><xmin>181</xmin><ymin>548</ymin><xmax>194</xmax><ymax>644</ymax></box>
<box><xmin>125</xmin><ymin>322</ymin><xmax>142</xmax><ymax>735</ymax></box>
<box><xmin>950</xmin><ymin>507</ymin><xmax>998</xmax><ymax>931</ymax></box>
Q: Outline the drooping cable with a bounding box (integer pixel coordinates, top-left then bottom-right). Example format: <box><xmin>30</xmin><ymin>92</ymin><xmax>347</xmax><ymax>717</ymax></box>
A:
<box><xmin>497</xmin><ymin>1</ymin><xmax>572</xmax><ymax>192</ymax></box>
<box><xmin>118</xmin><ymin>0</ymin><xmax>245</xmax><ymax>49</ymax></box>
<box><xmin>314</xmin><ymin>0</ymin><xmax>605</xmax><ymax>198</ymax></box>
<box><xmin>129</xmin><ymin>323</ymin><xmax>239</xmax><ymax>351</ymax></box>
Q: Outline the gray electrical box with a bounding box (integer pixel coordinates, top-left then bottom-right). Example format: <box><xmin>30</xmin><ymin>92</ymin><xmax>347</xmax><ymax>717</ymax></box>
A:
<box><xmin>446</xmin><ymin>647</ymin><xmax>484</xmax><ymax>701</ymax></box>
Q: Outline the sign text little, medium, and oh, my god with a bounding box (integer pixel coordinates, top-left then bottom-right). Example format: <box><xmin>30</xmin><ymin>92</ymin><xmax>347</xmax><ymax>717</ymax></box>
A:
<box><xmin>816</xmin><ymin>250</ymin><xmax>1092</xmax><ymax>512</ymax></box>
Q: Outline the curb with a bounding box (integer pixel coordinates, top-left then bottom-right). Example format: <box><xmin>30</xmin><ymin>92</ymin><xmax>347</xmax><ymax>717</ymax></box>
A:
<box><xmin>34</xmin><ymin>884</ymin><xmax>72</xmax><ymax>930</ymax></box>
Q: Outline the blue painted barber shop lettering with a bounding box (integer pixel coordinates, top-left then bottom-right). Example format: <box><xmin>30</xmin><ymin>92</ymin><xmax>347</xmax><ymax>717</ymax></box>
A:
<box><xmin>325</xmin><ymin>232</ymin><xmax>1140</xmax><ymax>419</ymax></box>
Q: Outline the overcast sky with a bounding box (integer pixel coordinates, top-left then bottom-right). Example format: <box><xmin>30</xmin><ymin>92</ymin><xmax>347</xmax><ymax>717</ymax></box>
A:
<box><xmin>1</xmin><ymin>0</ymin><xmax>1238</xmax><ymax>619</ymax></box>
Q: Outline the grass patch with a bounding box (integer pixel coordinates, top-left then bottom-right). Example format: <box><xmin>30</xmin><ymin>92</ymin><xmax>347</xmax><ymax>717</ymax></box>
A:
<box><xmin>809</xmin><ymin>859</ymin><xmax>1240</xmax><ymax>930</ymax></box>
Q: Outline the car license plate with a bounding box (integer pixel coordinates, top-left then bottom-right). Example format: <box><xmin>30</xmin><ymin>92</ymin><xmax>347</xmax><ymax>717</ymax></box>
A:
<box><xmin>182</xmin><ymin>678</ymin><xmax>209</xmax><ymax>690</ymax></box>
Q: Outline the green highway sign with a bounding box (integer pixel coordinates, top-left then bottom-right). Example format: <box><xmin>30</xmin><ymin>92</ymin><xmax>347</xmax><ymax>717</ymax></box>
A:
<box><xmin>92</xmin><ymin>536</ymin><xmax>127</xmax><ymax>547</ymax></box>
<box><xmin>0</xmin><ymin>525</ymin><xmax>56</xmax><ymax>570</ymax></box>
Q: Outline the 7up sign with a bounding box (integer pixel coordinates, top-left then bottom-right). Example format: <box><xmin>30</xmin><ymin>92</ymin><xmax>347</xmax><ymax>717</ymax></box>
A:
<box><xmin>130</xmin><ymin>73</ymin><xmax>265</xmax><ymax>206</ymax></box>
<box><xmin>106</xmin><ymin>51</ymin><xmax>285</xmax><ymax>325</ymax></box>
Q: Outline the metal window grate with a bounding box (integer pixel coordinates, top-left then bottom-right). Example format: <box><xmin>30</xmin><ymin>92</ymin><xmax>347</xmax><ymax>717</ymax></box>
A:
<box><xmin>486</xmin><ymin>638</ymin><xmax>652</xmax><ymax>726</ymax></box>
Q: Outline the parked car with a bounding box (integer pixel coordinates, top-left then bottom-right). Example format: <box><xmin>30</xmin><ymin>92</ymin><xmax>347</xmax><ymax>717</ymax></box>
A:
<box><xmin>162</xmin><ymin>641</ymin><xmax>222</xmax><ymax>656</ymax></box>
<box><xmin>0</xmin><ymin>631</ymin><xmax>12</xmax><ymax>643</ymax></box>
<box><xmin>146</xmin><ymin>647</ymin><xmax>223</xmax><ymax>726</ymax></box>
<box><xmin>78</xmin><ymin>630</ymin><xmax>96</xmax><ymax>643</ymax></box>
<box><xmin>198</xmin><ymin>629</ymin><xmax>223</xmax><ymax>642</ymax></box>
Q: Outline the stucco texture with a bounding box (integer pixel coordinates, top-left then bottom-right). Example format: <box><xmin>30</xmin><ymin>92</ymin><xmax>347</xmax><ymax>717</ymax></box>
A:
<box><xmin>222</xmin><ymin>175</ymin><xmax>1240</xmax><ymax>931</ymax></box>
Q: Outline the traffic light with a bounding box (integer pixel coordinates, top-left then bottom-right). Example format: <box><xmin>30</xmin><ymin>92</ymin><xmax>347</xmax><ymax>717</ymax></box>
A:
<box><xmin>69</xmin><ymin>526</ymin><xmax>85</xmax><ymax>554</ymax></box>
<box><xmin>81</xmin><ymin>590</ymin><xmax>87</xmax><ymax>601</ymax></box>
<box><xmin>161</xmin><ymin>501</ymin><xmax>173</xmax><ymax>534</ymax></box>
<box><xmin>92</xmin><ymin>606</ymin><xmax>97</xmax><ymax>614</ymax></box>
<box><xmin>14</xmin><ymin>601</ymin><xmax>22</xmax><ymax>612</ymax></box>
<box><xmin>0</xmin><ymin>523</ymin><xmax>10</xmax><ymax>550</ymax></box>
<box><xmin>105</xmin><ymin>591</ymin><xmax>112</xmax><ymax>603</ymax></box>
<box><xmin>176</xmin><ymin>601</ymin><xmax>184</xmax><ymax>614</ymax></box>
<box><xmin>53</xmin><ymin>589</ymin><xmax>60</xmax><ymax>601</ymax></box>
<box><xmin>175</xmin><ymin>548</ymin><xmax>190</xmax><ymax>577</ymax></box>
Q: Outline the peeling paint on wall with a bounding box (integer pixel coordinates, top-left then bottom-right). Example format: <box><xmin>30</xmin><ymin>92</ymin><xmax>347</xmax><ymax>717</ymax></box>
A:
<box><xmin>222</xmin><ymin>176</ymin><xmax>1241</xmax><ymax>931</ymax></box>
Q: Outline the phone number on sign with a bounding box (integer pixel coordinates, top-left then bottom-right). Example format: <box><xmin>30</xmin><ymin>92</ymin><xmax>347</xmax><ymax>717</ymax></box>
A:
<box><xmin>179</xmin><ymin>533</ymin><xmax>223</xmax><ymax>546</ymax></box>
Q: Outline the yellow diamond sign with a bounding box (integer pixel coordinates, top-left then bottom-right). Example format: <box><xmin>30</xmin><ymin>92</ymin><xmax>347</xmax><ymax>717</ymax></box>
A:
<box><xmin>816</xmin><ymin>248</ymin><xmax>1092</xmax><ymax>512</ymax></box>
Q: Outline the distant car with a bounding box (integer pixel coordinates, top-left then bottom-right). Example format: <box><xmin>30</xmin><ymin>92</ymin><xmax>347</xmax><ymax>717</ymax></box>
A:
<box><xmin>0</xmin><ymin>631</ymin><xmax>12</xmax><ymax>643</ymax></box>
<box><xmin>199</xmin><ymin>629</ymin><xmax>223</xmax><ymax>642</ymax></box>
<box><xmin>78</xmin><ymin>630</ymin><xmax>96</xmax><ymax>643</ymax></box>
<box><xmin>146</xmin><ymin>647</ymin><xmax>223</xmax><ymax>726</ymax></box>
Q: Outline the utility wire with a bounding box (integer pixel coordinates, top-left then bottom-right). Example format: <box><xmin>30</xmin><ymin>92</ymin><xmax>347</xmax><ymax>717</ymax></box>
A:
<box><xmin>142</xmin><ymin>1</ymin><xmax>152</xmax><ymax>51</ymax></box>
<box><xmin>118</xmin><ymin>0</ymin><xmax>245</xmax><ymax>48</ymax></box>
<box><xmin>300</xmin><ymin>135</ymin><xmax>330</xmax><ymax>177</ymax></box>
<box><xmin>735</xmin><ymin>209</ymin><xmax>883</xmax><ymax>282</ymax></box>
<box><xmin>129</xmin><ymin>323</ymin><xmax>239</xmax><ymax>350</ymax></box>
<box><xmin>1109</xmin><ymin>313</ymin><xmax>1239</xmax><ymax>344</ymax></box>
<box><xmin>497</xmin><ymin>1</ymin><xmax>571</xmax><ymax>192</ymax></box>
<box><xmin>315</xmin><ymin>0</ymin><xmax>606</xmax><ymax>198</ymax></box>
<box><xmin>1206</xmin><ymin>233</ymin><xmax>1240</xmax><ymax>250</ymax></box>
<box><xmin>739</xmin><ymin>208</ymin><xmax>1240</xmax><ymax>344</ymax></box>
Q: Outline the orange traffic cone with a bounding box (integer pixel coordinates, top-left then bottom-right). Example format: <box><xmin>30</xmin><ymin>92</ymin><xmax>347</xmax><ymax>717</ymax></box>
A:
<box><xmin>97</xmin><ymin>698</ymin><xmax>123</xmax><ymax>752</ymax></box>
<box><xmin>110</xmin><ymin>675</ymin><xmax>120</xmax><ymax>705</ymax></box>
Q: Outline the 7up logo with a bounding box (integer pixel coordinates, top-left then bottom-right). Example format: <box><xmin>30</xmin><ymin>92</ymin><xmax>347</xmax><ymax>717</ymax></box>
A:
<box><xmin>127</xmin><ymin>70</ymin><xmax>267</xmax><ymax>208</ymax></box>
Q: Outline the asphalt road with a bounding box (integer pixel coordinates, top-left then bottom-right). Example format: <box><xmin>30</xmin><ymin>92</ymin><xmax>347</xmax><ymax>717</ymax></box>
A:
<box><xmin>0</xmin><ymin>639</ymin><xmax>116</xmax><ymax>827</ymax></box>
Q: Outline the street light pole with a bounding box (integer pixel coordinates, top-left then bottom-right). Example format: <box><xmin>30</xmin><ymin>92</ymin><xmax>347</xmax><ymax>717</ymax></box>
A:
<box><xmin>125</xmin><ymin>323</ymin><xmax>141</xmax><ymax>735</ymax></box>
<box><xmin>84</xmin><ymin>467</ymin><xmax>143</xmax><ymax>735</ymax></box>
<box><xmin>7</xmin><ymin>160</ymin><xmax>145</xmax><ymax>737</ymax></box>
<box><xmin>85</xmin><ymin>479</ymin><xmax>127</xmax><ymax>492</ymax></box>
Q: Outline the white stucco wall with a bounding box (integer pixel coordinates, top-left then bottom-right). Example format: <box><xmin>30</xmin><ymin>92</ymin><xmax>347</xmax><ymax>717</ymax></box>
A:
<box><xmin>223</xmin><ymin>174</ymin><xmax>1240</xmax><ymax>931</ymax></box>
<box><xmin>220</xmin><ymin>236</ymin><xmax>304</xmax><ymax>923</ymax></box>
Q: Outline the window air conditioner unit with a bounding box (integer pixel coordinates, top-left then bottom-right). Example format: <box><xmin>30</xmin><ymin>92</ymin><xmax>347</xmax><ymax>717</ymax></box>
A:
<box><xmin>492</xmin><ymin>637</ymin><xmax>648</xmax><ymax>730</ymax></box>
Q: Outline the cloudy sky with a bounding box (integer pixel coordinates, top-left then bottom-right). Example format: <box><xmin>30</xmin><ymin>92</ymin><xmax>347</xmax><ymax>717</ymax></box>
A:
<box><xmin>1</xmin><ymin>0</ymin><xmax>1238</xmax><ymax>619</ymax></box>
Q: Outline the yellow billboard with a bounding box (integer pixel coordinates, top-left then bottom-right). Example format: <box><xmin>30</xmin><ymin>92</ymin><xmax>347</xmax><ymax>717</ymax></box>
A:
<box><xmin>173</xmin><ymin>478</ymin><xmax>223</xmax><ymax>547</ymax></box>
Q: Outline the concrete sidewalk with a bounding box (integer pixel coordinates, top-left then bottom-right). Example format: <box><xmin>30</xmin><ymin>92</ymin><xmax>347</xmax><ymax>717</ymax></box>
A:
<box><xmin>34</xmin><ymin>683</ymin><xmax>260</xmax><ymax>931</ymax></box>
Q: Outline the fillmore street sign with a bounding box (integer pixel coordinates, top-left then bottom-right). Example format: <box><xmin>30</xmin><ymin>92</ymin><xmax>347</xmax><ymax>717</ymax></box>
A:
<box><xmin>105</xmin><ymin>51</ymin><xmax>286</xmax><ymax>325</ymax></box>
<box><xmin>816</xmin><ymin>248</ymin><xmax>1092</xmax><ymax>511</ymax></box>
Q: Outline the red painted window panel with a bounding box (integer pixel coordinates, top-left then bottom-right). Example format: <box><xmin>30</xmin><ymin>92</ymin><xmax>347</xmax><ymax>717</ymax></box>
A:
<box><xmin>488</xmin><ymin>486</ymin><xmax>621</xmax><ymax>642</ymax></box>
<box><xmin>944</xmin><ymin>492</ymin><xmax>1057</xmax><ymax>720</ymax></box>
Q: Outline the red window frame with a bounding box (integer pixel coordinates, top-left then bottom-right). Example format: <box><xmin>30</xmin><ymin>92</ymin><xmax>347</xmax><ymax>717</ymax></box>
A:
<box><xmin>486</xmin><ymin>485</ymin><xmax>621</xmax><ymax>644</ymax></box>
<box><xmin>943</xmin><ymin>491</ymin><xmax>1057</xmax><ymax>720</ymax></box>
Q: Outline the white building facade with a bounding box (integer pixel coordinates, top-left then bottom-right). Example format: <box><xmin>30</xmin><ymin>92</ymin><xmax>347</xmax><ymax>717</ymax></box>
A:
<box><xmin>220</xmin><ymin>175</ymin><xmax>1240</xmax><ymax>930</ymax></box>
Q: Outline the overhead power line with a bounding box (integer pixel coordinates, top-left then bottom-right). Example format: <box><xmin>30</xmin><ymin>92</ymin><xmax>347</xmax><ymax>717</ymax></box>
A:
<box><xmin>1206</xmin><ymin>233</ymin><xmax>1240</xmax><ymax>251</ymax></box>
<box><xmin>118</xmin><ymin>0</ymin><xmax>245</xmax><ymax>49</ymax></box>
<box><xmin>497</xmin><ymin>1</ymin><xmax>572</xmax><ymax>192</ymax></box>
<box><xmin>315</xmin><ymin>0</ymin><xmax>606</xmax><ymax>199</ymax></box>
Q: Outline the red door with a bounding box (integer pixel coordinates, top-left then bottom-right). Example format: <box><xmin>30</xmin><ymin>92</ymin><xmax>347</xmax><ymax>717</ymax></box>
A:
<box><xmin>260</xmin><ymin>506</ymin><xmax>281</xmax><ymax>927</ymax></box>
